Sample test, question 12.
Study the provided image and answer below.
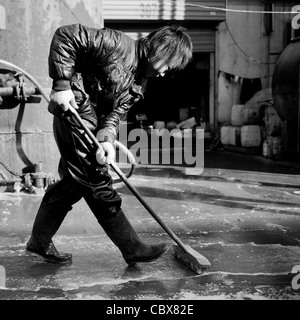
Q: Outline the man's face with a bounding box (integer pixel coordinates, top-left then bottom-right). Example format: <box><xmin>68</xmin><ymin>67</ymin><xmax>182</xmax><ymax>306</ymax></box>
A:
<box><xmin>144</xmin><ymin>59</ymin><xmax>169</xmax><ymax>78</ymax></box>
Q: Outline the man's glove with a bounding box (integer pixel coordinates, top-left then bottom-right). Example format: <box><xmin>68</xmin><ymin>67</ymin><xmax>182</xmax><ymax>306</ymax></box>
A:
<box><xmin>48</xmin><ymin>89</ymin><xmax>78</xmax><ymax>116</ymax></box>
<box><xmin>96</xmin><ymin>142</ymin><xmax>115</xmax><ymax>165</ymax></box>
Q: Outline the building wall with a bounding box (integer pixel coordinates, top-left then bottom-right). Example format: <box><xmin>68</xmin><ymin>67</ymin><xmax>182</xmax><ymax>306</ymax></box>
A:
<box><xmin>0</xmin><ymin>0</ymin><xmax>103</xmax><ymax>180</ymax></box>
<box><xmin>216</xmin><ymin>0</ymin><xmax>298</xmax><ymax>125</ymax></box>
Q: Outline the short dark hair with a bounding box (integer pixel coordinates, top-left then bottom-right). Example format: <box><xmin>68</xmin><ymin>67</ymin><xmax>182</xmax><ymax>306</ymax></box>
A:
<box><xmin>144</xmin><ymin>25</ymin><xmax>193</xmax><ymax>71</ymax></box>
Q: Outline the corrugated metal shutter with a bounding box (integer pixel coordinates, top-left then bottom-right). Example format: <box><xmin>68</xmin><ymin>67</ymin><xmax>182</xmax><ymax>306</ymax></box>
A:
<box><xmin>103</xmin><ymin>0</ymin><xmax>225</xmax><ymax>21</ymax></box>
<box><xmin>189</xmin><ymin>29</ymin><xmax>215</xmax><ymax>52</ymax></box>
<box><xmin>123</xmin><ymin>28</ymin><xmax>215</xmax><ymax>52</ymax></box>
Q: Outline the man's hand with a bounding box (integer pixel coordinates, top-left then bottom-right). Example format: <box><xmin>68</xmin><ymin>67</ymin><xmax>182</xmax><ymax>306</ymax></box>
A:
<box><xmin>49</xmin><ymin>89</ymin><xmax>78</xmax><ymax>113</ymax></box>
<box><xmin>96</xmin><ymin>142</ymin><xmax>115</xmax><ymax>165</ymax></box>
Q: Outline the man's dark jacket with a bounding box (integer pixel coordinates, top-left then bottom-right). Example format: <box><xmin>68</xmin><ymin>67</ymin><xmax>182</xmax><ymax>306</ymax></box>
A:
<box><xmin>48</xmin><ymin>24</ymin><xmax>148</xmax><ymax>188</ymax></box>
<box><xmin>49</xmin><ymin>23</ymin><xmax>147</xmax><ymax>143</ymax></box>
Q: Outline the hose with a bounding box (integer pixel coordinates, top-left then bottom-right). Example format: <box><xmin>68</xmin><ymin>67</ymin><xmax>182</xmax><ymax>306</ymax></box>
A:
<box><xmin>0</xmin><ymin>59</ymin><xmax>137</xmax><ymax>183</ymax></box>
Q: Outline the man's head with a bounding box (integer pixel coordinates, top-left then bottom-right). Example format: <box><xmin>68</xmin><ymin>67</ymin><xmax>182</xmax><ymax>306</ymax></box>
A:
<box><xmin>143</xmin><ymin>25</ymin><xmax>193</xmax><ymax>78</ymax></box>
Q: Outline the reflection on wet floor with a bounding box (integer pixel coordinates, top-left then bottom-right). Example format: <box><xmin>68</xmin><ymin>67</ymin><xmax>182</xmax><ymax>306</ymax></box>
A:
<box><xmin>1</xmin><ymin>231</ymin><xmax>300</xmax><ymax>300</ymax></box>
<box><xmin>117</xmin><ymin>184</ymin><xmax>300</xmax><ymax>216</ymax></box>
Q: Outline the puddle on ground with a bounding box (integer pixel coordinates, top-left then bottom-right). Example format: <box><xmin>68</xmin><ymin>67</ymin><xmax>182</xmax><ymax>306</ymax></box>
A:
<box><xmin>241</xmin><ymin>185</ymin><xmax>300</xmax><ymax>202</ymax></box>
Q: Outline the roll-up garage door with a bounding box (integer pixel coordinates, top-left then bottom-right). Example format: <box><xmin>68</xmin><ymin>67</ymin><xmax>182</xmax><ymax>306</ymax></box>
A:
<box><xmin>103</xmin><ymin>0</ymin><xmax>226</xmax><ymax>22</ymax></box>
<box><xmin>111</xmin><ymin>27</ymin><xmax>215</xmax><ymax>53</ymax></box>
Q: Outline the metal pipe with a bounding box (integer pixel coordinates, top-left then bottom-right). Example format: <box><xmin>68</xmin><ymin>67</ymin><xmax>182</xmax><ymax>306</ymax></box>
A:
<box><xmin>0</xmin><ymin>86</ymin><xmax>40</xmax><ymax>97</ymax></box>
<box><xmin>0</xmin><ymin>59</ymin><xmax>50</xmax><ymax>102</ymax></box>
<box><xmin>0</xmin><ymin>178</ymin><xmax>22</xmax><ymax>184</ymax></box>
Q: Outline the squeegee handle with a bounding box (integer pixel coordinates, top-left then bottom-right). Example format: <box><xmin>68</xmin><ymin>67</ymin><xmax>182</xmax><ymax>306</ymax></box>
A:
<box><xmin>109</xmin><ymin>161</ymin><xmax>187</xmax><ymax>250</ymax></box>
<box><xmin>69</xmin><ymin>107</ymin><xmax>187</xmax><ymax>252</ymax></box>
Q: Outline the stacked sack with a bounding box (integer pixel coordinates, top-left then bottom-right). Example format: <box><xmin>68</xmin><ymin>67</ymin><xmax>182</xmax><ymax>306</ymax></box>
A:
<box><xmin>221</xmin><ymin>88</ymin><xmax>283</xmax><ymax>157</ymax></box>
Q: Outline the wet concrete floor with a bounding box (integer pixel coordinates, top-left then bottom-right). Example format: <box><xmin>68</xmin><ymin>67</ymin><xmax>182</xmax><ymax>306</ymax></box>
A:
<box><xmin>0</xmin><ymin>151</ymin><xmax>300</xmax><ymax>300</ymax></box>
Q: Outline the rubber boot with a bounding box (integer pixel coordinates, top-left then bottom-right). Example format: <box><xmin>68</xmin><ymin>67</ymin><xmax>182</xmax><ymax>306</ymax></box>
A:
<box><xmin>26</xmin><ymin>202</ymin><xmax>72</xmax><ymax>264</ymax></box>
<box><xmin>99</xmin><ymin>209</ymin><xmax>168</xmax><ymax>264</ymax></box>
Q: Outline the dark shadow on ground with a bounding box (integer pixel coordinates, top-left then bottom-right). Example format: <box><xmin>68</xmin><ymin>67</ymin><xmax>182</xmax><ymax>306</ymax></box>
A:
<box><xmin>116</xmin><ymin>185</ymin><xmax>300</xmax><ymax>216</ymax></box>
<box><xmin>204</xmin><ymin>150</ymin><xmax>300</xmax><ymax>175</ymax></box>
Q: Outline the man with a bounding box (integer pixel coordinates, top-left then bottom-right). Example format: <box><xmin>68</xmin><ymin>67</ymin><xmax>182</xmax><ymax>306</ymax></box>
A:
<box><xmin>26</xmin><ymin>24</ymin><xmax>193</xmax><ymax>265</ymax></box>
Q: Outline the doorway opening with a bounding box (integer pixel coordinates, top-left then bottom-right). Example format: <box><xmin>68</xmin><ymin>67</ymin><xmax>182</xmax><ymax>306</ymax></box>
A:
<box><xmin>127</xmin><ymin>52</ymin><xmax>210</xmax><ymax>128</ymax></box>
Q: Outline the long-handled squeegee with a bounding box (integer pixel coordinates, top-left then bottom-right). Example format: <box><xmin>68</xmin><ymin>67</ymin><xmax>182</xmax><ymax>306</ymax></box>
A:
<box><xmin>68</xmin><ymin>107</ymin><xmax>211</xmax><ymax>274</ymax></box>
